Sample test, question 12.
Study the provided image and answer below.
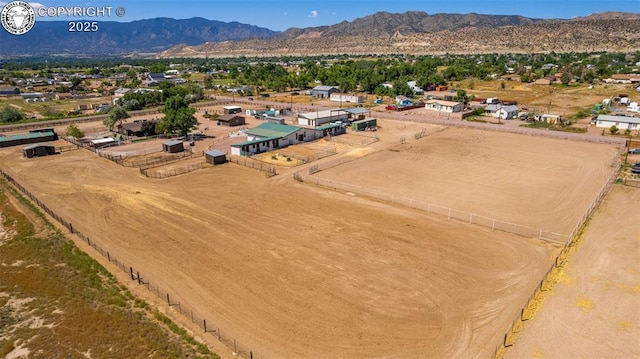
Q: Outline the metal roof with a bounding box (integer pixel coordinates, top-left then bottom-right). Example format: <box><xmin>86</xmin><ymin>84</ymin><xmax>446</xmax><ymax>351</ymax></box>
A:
<box><xmin>231</xmin><ymin>136</ymin><xmax>280</xmax><ymax>147</ymax></box>
<box><xmin>312</xmin><ymin>85</ymin><xmax>338</xmax><ymax>91</ymax></box>
<box><xmin>341</xmin><ymin>107</ymin><xmax>370</xmax><ymax>115</ymax></box>
<box><xmin>0</xmin><ymin>131</ymin><xmax>55</xmax><ymax>142</ymax></box>
<box><xmin>246</xmin><ymin>123</ymin><xmax>300</xmax><ymax>138</ymax></box>
<box><xmin>163</xmin><ymin>139</ymin><xmax>183</xmax><ymax>146</ymax></box>
<box><xmin>596</xmin><ymin>115</ymin><xmax>640</xmax><ymax>124</ymax></box>
<box><xmin>205</xmin><ymin>150</ymin><xmax>226</xmax><ymax>157</ymax></box>
<box><xmin>23</xmin><ymin>142</ymin><xmax>55</xmax><ymax>150</ymax></box>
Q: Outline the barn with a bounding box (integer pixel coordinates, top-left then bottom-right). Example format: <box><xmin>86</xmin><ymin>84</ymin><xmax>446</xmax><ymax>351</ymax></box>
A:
<box><xmin>0</xmin><ymin>130</ymin><xmax>58</xmax><ymax>148</ymax></box>
<box><xmin>205</xmin><ymin>150</ymin><xmax>227</xmax><ymax>165</ymax></box>
<box><xmin>297</xmin><ymin>110</ymin><xmax>348</xmax><ymax>127</ymax></box>
<box><xmin>163</xmin><ymin>139</ymin><xmax>184</xmax><ymax>153</ymax></box>
<box><xmin>311</xmin><ymin>85</ymin><xmax>338</xmax><ymax>99</ymax></box>
<box><xmin>217</xmin><ymin>114</ymin><xmax>245</xmax><ymax>127</ymax></box>
<box><xmin>23</xmin><ymin>143</ymin><xmax>56</xmax><ymax>158</ymax></box>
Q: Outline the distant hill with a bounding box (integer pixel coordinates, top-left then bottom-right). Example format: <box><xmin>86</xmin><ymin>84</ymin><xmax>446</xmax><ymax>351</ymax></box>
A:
<box><xmin>2</xmin><ymin>11</ymin><xmax>639</xmax><ymax>57</ymax></box>
<box><xmin>280</xmin><ymin>11</ymin><xmax>544</xmax><ymax>38</ymax></box>
<box><xmin>0</xmin><ymin>17</ymin><xmax>278</xmax><ymax>56</ymax></box>
<box><xmin>160</xmin><ymin>17</ymin><xmax>640</xmax><ymax>58</ymax></box>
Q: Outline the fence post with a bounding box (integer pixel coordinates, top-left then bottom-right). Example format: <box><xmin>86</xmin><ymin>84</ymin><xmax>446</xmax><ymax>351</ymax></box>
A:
<box><xmin>167</xmin><ymin>293</ymin><xmax>170</xmax><ymax>305</ymax></box>
<box><xmin>130</xmin><ymin>266</ymin><xmax>134</xmax><ymax>280</ymax></box>
<box><xmin>137</xmin><ymin>272</ymin><xmax>141</xmax><ymax>285</ymax></box>
<box><xmin>203</xmin><ymin>319</ymin><xmax>207</xmax><ymax>332</ymax></box>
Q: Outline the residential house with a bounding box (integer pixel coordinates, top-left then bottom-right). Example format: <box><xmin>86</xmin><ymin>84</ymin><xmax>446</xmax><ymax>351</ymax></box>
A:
<box><xmin>230</xmin><ymin>123</ymin><xmax>307</xmax><ymax>156</ymax></box>
<box><xmin>594</xmin><ymin>114</ymin><xmax>640</xmax><ymax>131</ymax></box>
<box><xmin>146</xmin><ymin>73</ymin><xmax>166</xmax><ymax>86</ymax></box>
<box><xmin>484</xmin><ymin>104</ymin><xmax>519</xmax><ymax>120</ymax></box>
<box><xmin>395</xmin><ymin>96</ymin><xmax>413</xmax><ymax>106</ymax></box>
<box><xmin>424</xmin><ymin>100</ymin><xmax>464</xmax><ymax>113</ymax></box>
<box><xmin>407</xmin><ymin>81</ymin><xmax>424</xmax><ymax>95</ymax></box>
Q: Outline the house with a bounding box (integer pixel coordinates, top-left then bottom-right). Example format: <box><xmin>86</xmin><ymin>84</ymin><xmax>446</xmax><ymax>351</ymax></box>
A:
<box><xmin>297</xmin><ymin>109</ymin><xmax>348</xmax><ymax>127</ymax></box>
<box><xmin>146</xmin><ymin>73</ymin><xmax>166</xmax><ymax>85</ymax></box>
<box><xmin>117</xmin><ymin>119</ymin><xmax>158</xmax><ymax>136</ymax></box>
<box><xmin>163</xmin><ymin>139</ymin><xmax>184</xmax><ymax>153</ymax></box>
<box><xmin>217</xmin><ymin>114</ymin><xmax>245</xmax><ymax>127</ymax></box>
<box><xmin>23</xmin><ymin>143</ymin><xmax>56</xmax><ymax>158</ymax></box>
<box><xmin>114</xmin><ymin>87</ymin><xmax>132</xmax><ymax>98</ymax></box>
<box><xmin>533</xmin><ymin>77</ymin><xmax>555</xmax><ymax>85</ymax></box>
<box><xmin>311</xmin><ymin>85</ymin><xmax>339</xmax><ymax>99</ymax></box>
<box><xmin>329</xmin><ymin>93</ymin><xmax>364</xmax><ymax>104</ymax></box>
<box><xmin>0</xmin><ymin>87</ymin><xmax>20</xmax><ymax>96</ymax></box>
<box><xmin>54</xmin><ymin>92</ymin><xmax>73</xmax><ymax>100</ymax></box>
<box><xmin>604</xmin><ymin>74</ymin><xmax>640</xmax><ymax>84</ymax></box>
<box><xmin>594</xmin><ymin>114</ymin><xmax>640</xmax><ymax>131</ymax></box>
<box><xmin>424</xmin><ymin>100</ymin><xmax>464</xmax><ymax>113</ymax></box>
<box><xmin>407</xmin><ymin>81</ymin><xmax>424</xmax><ymax>95</ymax></box>
<box><xmin>395</xmin><ymin>96</ymin><xmax>413</xmax><ymax>106</ymax></box>
<box><xmin>485</xmin><ymin>104</ymin><xmax>519</xmax><ymax>120</ymax></box>
<box><xmin>231</xmin><ymin>123</ymin><xmax>307</xmax><ymax>156</ymax></box>
<box><xmin>205</xmin><ymin>150</ymin><xmax>226</xmax><ymax>165</ymax></box>
<box><xmin>541</xmin><ymin>63</ymin><xmax>556</xmax><ymax>70</ymax></box>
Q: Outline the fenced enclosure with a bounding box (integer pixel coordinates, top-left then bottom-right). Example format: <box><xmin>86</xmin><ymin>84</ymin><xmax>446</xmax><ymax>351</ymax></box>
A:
<box><xmin>328</xmin><ymin>132</ymin><xmax>379</xmax><ymax>146</ymax></box>
<box><xmin>623</xmin><ymin>177</ymin><xmax>640</xmax><ymax>188</ymax></box>
<box><xmin>228</xmin><ymin>155</ymin><xmax>277</xmax><ymax>177</ymax></box>
<box><xmin>0</xmin><ymin>168</ymin><xmax>265</xmax><ymax>359</ymax></box>
<box><xmin>142</xmin><ymin>161</ymin><xmax>210</xmax><ymax>178</ymax></box>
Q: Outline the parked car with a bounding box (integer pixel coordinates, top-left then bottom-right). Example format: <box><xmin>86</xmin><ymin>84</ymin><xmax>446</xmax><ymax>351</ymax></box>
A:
<box><xmin>628</xmin><ymin>148</ymin><xmax>640</xmax><ymax>154</ymax></box>
<box><xmin>248</xmin><ymin>97</ymin><xmax>254</xmax><ymax>101</ymax></box>
<box><xmin>260</xmin><ymin>93</ymin><xmax>270</xmax><ymax>98</ymax></box>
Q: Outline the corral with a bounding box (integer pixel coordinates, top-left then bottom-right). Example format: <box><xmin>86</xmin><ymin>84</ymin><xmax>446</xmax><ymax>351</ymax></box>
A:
<box><xmin>0</xmin><ymin>119</ymin><xmax>621</xmax><ymax>359</ymax></box>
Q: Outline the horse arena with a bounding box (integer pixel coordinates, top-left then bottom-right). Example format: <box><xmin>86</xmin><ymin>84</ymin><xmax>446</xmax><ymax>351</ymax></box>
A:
<box><xmin>0</xmin><ymin>117</ymin><xmax>623</xmax><ymax>358</ymax></box>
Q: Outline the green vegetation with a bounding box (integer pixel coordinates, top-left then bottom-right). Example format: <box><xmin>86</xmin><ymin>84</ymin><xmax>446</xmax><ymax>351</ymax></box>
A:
<box><xmin>0</xmin><ymin>105</ymin><xmax>25</xmax><ymax>123</ymax></box>
<box><xmin>0</xmin><ymin>180</ymin><xmax>218</xmax><ymax>358</ymax></box>
<box><xmin>160</xmin><ymin>95</ymin><xmax>197</xmax><ymax>137</ymax></box>
<box><xmin>104</xmin><ymin>105</ymin><xmax>130</xmax><ymax>131</ymax></box>
<box><xmin>65</xmin><ymin>123</ymin><xmax>85</xmax><ymax>138</ymax></box>
<box><xmin>610</xmin><ymin>125</ymin><xmax>619</xmax><ymax>135</ymax></box>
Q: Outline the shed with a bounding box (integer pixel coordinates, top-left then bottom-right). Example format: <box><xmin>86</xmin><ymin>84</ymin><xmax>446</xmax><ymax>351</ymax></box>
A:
<box><xmin>352</xmin><ymin>118</ymin><xmax>377</xmax><ymax>131</ymax></box>
<box><xmin>205</xmin><ymin>150</ymin><xmax>226</xmax><ymax>165</ymax></box>
<box><xmin>223</xmin><ymin>105</ymin><xmax>242</xmax><ymax>114</ymax></box>
<box><xmin>23</xmin><ymin>143</ymin><xmax>56</xmax><ymax>158</ymax></box>
<box><xmin>217</xmin><ymin>114</ymin><xmax>245</xmax><ymax>127</ymax></box>
<box><xmin>163</xmin><ymin>139</ymin><xmax>184</xmax><ymax>153</ymax></box>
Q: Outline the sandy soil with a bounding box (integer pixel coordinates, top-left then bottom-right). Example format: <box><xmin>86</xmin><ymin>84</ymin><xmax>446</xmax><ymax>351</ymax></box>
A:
<box><xmin>314</xmin><ymin>128</ymin><xmax>620</xmax><ymax>236</ymax></box>
<box><xmin>502</xmin><ymin>184</ymin><xmax>640</xmax><ymax>359</ymax></box>
<box><xmin>0</xmin><ymin>137</ymin><xmax>557</xmax><ymax>358</ymax></box>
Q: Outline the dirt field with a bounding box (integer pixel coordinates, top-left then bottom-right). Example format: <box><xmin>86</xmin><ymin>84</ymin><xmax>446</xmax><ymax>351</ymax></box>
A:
<box><xmin>313</xmin><ymin>128</ymin><xmax>620</xmax><ymax>236</ymax></box>
<box><xmin>502</xmin><ymin>184</ymin><xmax>640</xmax><ymax>359</ymax></box>
<box><xmin>0</xmin><ymin>137</ymin><xmax>558</xmax><ymax>358</ymax></box>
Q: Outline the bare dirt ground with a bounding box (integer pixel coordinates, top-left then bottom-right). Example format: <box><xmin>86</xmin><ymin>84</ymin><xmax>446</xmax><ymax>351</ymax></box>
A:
<box><xmin>502</xmin><ymin>184</ymin><xmax>640</xmax><ymax>359</ymax></box>
<box><xmin>0</xmin><ymin>128</ymin><xmax>559</xmax><ymax>358</ymax></box>
<box><xmin>313</xmin><ymin>128</ymin><xmax>620</xmax><ymax>236</ymax></box>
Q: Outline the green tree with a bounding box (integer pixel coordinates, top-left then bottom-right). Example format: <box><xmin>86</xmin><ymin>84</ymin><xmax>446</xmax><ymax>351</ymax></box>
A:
<box><xmin>103</xmin><ymin>106</ymin><xmax>129</xmax><ymax>131</ymax></box>
<box><xmin>0</xmin><ymin>105</ymin><xmax>25</xmax><ymax>123</ymax></box>
<box><xmin>121</xmin><ymin>99</ymin><xmax>142</xmax><ymax>111</ymax></box>
<box><xmin>65</xmin><ymin>124</ymin><xmax>85</xmax><ymax>138</ymax></box>
<box><xmin>609</xmin><ymin>125</ymin><xmax>619</xmax><ymax>135</ymax></box>
<box><xmin>70</xmin><ymin>76</ymin><xmax>82</xmax><ymax>89</ymax></box>
<box><xmin>160</xmin><ymin>95</ymin><xmax>197</xmax><ymax>137</ymax></box>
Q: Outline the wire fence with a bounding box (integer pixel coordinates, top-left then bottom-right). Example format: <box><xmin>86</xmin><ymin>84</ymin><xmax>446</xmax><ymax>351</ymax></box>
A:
<box><xmin>228</xmin><ymin>155</ymin><xmax>277</xmax><ymax>177</ymax></box>
<box><xmin>142</xmin><ymin>161</ymin><xmax>210</xmax><ymax>178</ymax></box>
<box><xmin>622</xmin><ymin>177</ymin><xmax>640</xmax><ymax>188</ymax></box>
<box><xmin>0</xmin><ymin>168</ymin><xmax>266</xmax><ymax>359</ymax></box>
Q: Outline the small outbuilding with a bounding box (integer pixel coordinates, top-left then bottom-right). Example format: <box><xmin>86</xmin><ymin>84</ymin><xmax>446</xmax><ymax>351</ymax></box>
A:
<box><xmin>205</xmin><ymin>150</ymin><xmax>227</xmax><ymax>165</ymax></box>
<box><xmin>163</xmin><ymin>139</ymin><xmax>184</xmax><ymax>153</ymax></box>
<box><xmin>223</xmin><ymin>105</ymin><xmax>242</xmax><ymax>114</ymax></box>
<box><xmin>217</xmin><ymin>114</ymin><xmax>245</xmax><ymax>127</ymax></box>
<box><xmin>23</xmin><ymin>143</ymin><xmax>56</xmax><ymax>158</ymax></box>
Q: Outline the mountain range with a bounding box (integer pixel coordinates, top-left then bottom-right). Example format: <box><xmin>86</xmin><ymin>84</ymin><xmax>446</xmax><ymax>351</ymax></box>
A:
<box><xmin>1</xmin><ymin>11</ymin><xmax>639</xmax><ymax>57</ymax></box>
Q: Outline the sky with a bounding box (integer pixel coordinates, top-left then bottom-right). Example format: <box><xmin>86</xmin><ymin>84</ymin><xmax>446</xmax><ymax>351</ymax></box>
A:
<box><xmin>8</xmin><ymin>0</ymin><xmax>640</xmax><ymax>31</ymax></box>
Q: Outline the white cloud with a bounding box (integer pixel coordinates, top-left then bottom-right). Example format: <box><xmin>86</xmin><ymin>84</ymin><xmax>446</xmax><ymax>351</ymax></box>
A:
<box><xmin>309</xmin><ymin>10</ymin><xmax>318</xmax><ymax>18</ymax></box>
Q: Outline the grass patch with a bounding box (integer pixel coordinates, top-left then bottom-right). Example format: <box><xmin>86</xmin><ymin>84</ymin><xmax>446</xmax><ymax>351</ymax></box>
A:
<box><xmin>0</xmin><ymin>181</ymin><xmax>218</xmax><ymax>358</ymax></box>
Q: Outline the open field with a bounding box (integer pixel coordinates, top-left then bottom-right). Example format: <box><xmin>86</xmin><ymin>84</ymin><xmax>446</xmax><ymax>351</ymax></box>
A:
<box><xmin>312</xmin><ymin>128</ymin><xmax>620</xmax><ymax>236</ymax></box>
<box><xmin>503</xmin><ymin>184</ymin><xmax>640</xmax><ymax>359</ymax></box>
<box><xmin>0</xmin><ymin>137</ymin><xmax>559</xmax><ymax>358</ymax></box>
